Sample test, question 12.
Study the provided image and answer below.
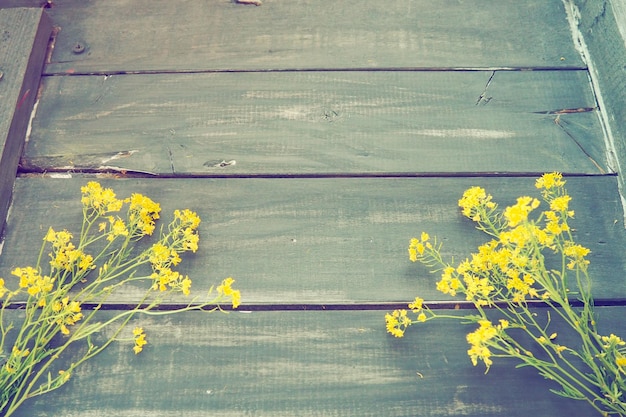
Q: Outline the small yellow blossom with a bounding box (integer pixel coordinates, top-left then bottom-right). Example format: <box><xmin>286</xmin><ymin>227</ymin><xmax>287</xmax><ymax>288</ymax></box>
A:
<box><xmin>408</xmin><ymin>297</ymin><xmax>424</xmax><ymax>312</ymax></box>
<box><xmin>174</xmin><ymin>208</ymin><xmax>201</xmax><ymax>229</ymax></box>
<box><xmin>0</xmin><ymin>278</ymin><xmax>7</xmax><ymax>298</ymax></box>
<box><xmin>601</xmin><ymin>334</ymin><xmax>626</xmax><ymax>348</ymax></box>
<box><xmin>217</xmin><ymin>277</ymin><xmax>241</xmax><ymax>308</ymax></box>
<box><xmin>564</xmin><ymin>243</ymin><xmax>590</xmax><ymax>270</ymax></box>
<box><xmin>132</xmin><ymin>327</ymin><xmax>147</xmax><ymax>354</ymax></box>
<box><xmin>81</xmin><ymin>181</ymin><xmax>124</xmax><ymax>214</ymax></box>
<box><xmin>128</xmin><ymin>193</ymin><xmax>161</xmax><ymax>236</ymax></box>
<box><xmin>535</xmin><ymin>172</ymin><xmax>565</xmax><ymax>190</ymax></box>
<box><xmin>58</xmin><ymin>370</ymin><xmax>71</xmax><ymax>382</ymax></box>
<box><xmin>458</xmin><ymin>186</ymin><xmax>496</xmax><ymax>220</ymax></box>
<box><xmin>107</xmin><ymin>216</ymin><xmax>129</xmax><ymax>241</ymax></box>
<box><xmin>550</xmin><ymin>195</ymin><xmax>572</xmax><ymax>213</ymax></box>
<box><xmin>385</xmin><ymin>309</ymin><xmax>411</xmax><ymax>338</ymax></box>
<box><xmin>181</xmin><ymin>276</ymin><xmax>192</xmax><ymax>296</ymax></box>
<box><xmin>466</xmin><ymin>320</ymin><xmax>498</xmax><ymax>369</ymax></box>
<box><xmin>503</xmin><ymin>196</ymin><xmax>540</xmax><ymax>227</ymax></box>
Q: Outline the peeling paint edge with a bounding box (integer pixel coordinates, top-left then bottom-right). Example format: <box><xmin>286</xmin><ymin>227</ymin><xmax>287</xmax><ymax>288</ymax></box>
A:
<box><xmin>562</xmin><ymin>0</ymin><xmax>626</xmax><ymax>226</ymax></box>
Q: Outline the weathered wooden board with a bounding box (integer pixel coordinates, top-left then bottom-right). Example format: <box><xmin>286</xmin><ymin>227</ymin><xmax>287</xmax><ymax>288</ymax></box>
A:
<box><xmin>13</xmin><ymin>307</ymin><xmax>625</xmax><ymax>416</ymax></box>
<box><xmin>571</xmin><ymin>0</ymin><xmax>626</xmax><ymax>197</ymax></box>
<box><xmin>44</xmin><ymin>0</ymin><xmax>584</xmax><ymax>74</ymax></box>
<box><xmin>0</xmin><ymin>8</ymin><xmax>51</xmax><ymax>231</ymax></box>
<box><xmin>24</xmin><ymin>70</ymin><xmax>608</xmax><ymax>175</ymax></box>
<box><xmin>0</xmin><ymin>0</ymin><xmax>47</xmax><ymax>7</ymax></box>
<box><xmin>1</xmin><ymin>176</ymin><xmax>624</xmax><ymax>304</ymax></box>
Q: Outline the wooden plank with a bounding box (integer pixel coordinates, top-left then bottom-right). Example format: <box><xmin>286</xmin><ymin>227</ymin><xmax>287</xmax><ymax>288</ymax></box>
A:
<box><xmin>0</xmin><ymin>0</ymin><xmax>48</xmax><ymax>7</ymax></box>
<box><xmin>0</xmin><ymin>8</ymin><xmax>51</xmax><ymax>230</ymax></box>
<box><xmin>12</xmin><ymin>307</ymin><xmax>624</xmax><ymax>416</ymax></box>
<box><xmin>1</xmin><ymin>175</ymin><xmax>624</xmax><ymax>304</ymax></box>
<box><xmin>570</xmin><ymin>0</ymin><xmax>626</xmax><ymax>201</ymax></box>
<box><xmin>23</xmin><ymin>71</ymin><xmax>608</xmax><ymax>175</ymax></box>
<box><xmin>43</xmin><ymin>0</ymin><xmax>584</xmax><ymax>74</ymax></box>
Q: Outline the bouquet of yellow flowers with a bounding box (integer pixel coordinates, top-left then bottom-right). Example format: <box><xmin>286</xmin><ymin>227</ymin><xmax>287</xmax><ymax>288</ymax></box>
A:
<box><xmin>386</xmin><ymin>173</ymin><xmax>626</xmax><ymax>416</ymax></box>
<box><xmin>0</xmin><ymin>182</ymin><xmax>240</xmax><ymax>416</ymax></box>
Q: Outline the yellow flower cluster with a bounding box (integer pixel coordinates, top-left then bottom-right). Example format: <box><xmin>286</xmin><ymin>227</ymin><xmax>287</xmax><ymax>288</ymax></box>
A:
<box><xmin>147</xmin><ymin>209</ymin><xmax>201</xmax><ymax>296</ymax></box>
<box><xmin>128</xmin><ymin>193</ymin><xmax>161</xmax><ymax>237</ymax></box>
<box><xmin>458</xmin><ymin>186</ymin><xmax>497</xmax><ymax>221</ymax></box>
<box><xmin>385</xmin><ymin>309</ymin><xmax>412</xmax><ymax>338</ymax></box>
<box><xmin>389</xmin><ymin>173</ymin><xmax>626</xmax><ymax>415</ymax></box>
<box><xmin>172</xmin><ymin>209</ymin><xmax>201</xmax><ymax>253</ymax></box>
<box><xmin>385</xmin><ymin>297</ymin><xmax>429</xmax><ymax>338</ymax></box>
<box><xmin>4</xmin><ymin>346</ymin><xmax>30</xmax><ymax>374</ymax></box>
<box><xmin>132</xmin><ymin>327</ymin><xmax>147</xmax><ymax>354</ymax></box>
<box><xmin>81</xmin><ymin>182</ymin><xmax>124</xmax><ymax>215</ymax></box>
<box><xmin>52</xmin><ymin>296</ymin><xmax>84</xmax><ymax>335</ymax></box>
<box><xmin>149</xmin><ymin>243</ymin><xmax>192</xmax><ymax>295</ymax></box>
<box><xmin>0</xmin><ymin>181</ymin><xmax>243</xmax><ymax>417</ymax></box>
<box><xmin>217</xmin><ymin>277</ymin><xmax>241</xmax><ymax>309</ymax></box>
<box><xmin>12</xmin><ymin>267</ymin><xmax>54</xmax><ymax>306</ymax></box>
<box><xmin>45</xmin><ymin>228</ymin><xmax>94</xmax><ymax>272</ymax></box>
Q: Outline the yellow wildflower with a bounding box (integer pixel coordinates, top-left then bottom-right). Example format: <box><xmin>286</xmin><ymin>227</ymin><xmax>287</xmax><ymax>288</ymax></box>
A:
<box><xmin>80</xmin><ymin>181</ymin><xmax>124</xmax><ymax>214</ymax></box>
<box><xmin>463</xmin><ymin>274</ymin><xmax>494</xmax><ymax>306</ymax></box>
<box><xmin>601</xmin><ymin>334</ymin><xmax>626</xmax><ymax>349</ymax></box>
<box><xmin>466</xmin><ymin>320</ymin><xmax>498</xmax><ymax>369</ymax></box>
<box><xmin>217</xmin><ymin>277</ymin><xmax>241</xmax><ymax>308</ymax></box>
<box><xmin>107</xmin><ymin>216</ymin><xmax>129</xmax><ymax>241</ymax></box>
<box><xmin>181</xmin><ymin>276</ymin><xmax>192</xmax><ymax>296</ymax></box>
<box><xmin>385</xmin><ymin>309</ymin><xmax>411</xmax><ymax>338</ymax></box>
<box><xmin>408</xmin><ymin>296</ymin><xmax>424</xmax><ymax>312</ymax></box>
<box><xmin>128</xmin><ymin>193</ymin><xmax>161</xmax><ymax>236</ymax></box>
<box><xmin>535</xmin><ymin>172</ymin><xmax>565</xmax><ymax>190</ymax></box>
<box><xmin>458</xmin><ymin>186</ymin><xmax>496</xmax><ymax>220</ymax></box>
<box><xmin>503</xmin><ymin>196</ymin><xmax>540</xmax><ymax>227</ymax></box>
<box><xmin>133</xmin><ymin>327</ymin><xmax>147</xmax><ymax>354</ymax></box>
<box><xmin>564</xmin><ymin>243</ymin><xmax>590</xmax><ymax>270</ymax></box>
<box><xmin>0</xmin><ymin>278</ymin><xmax>7</xmax><ymax>298</ymax></box>
<box><xmin>58</xmin><ymin>370</ymin><xmax>71</xmax><ymax>383</ymax></box>
<box><xmin>549</xmin><ymin>195</ymin><xmax>572</xmax><ymax>213</ymax></box>
<box><xmin>181</xmin><ymin>227</ymin><xmax>200</xmax><ymax>253</ymax></box>
<box><xmin>149</xmin><ymin>243</ymin><xmax>172</xmax><ymax>269</ymax></box>
<box><xmin>53</xmin><ymin>297</ymin><xmax>84</xmax><ymax>335</ymax></box>
<box><xmin>174</xmin><ymin>208</ymin><xmax>201</xmax><ymax>229</ymax></box>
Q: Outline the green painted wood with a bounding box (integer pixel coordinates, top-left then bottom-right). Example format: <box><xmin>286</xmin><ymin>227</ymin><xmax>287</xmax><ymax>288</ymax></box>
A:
<box><xmin>0</xmin><ymin>8</ymin><xmax>51</xmax><ymax>232</ymax></box>
<box><xmin>571</xmin><ymin>0</ymin><xmax>626</xmax><ymax>199</ymax></box>
<box><xmin>13</xmin><ymin>307</ymin><xmax>626</xmax><ymax>416</ymax></box>
<box><xmin>43</xmin><ymin>0</ymin><xmax>583</xmax><ymax>74</ymax></box>
<box><xmin>1</xmin><ymin>176</ymin><xmax>624</xmax><ymax>304</ymax></box>
<box><xmin>23</xmin><ymin>70</ymin><xmax>608</xmax><ymax>175</ymax></box>
<box><xmin>0</xmin><ymin>0</ymin><xmax>47</xmax><ymax>7</ymax></box>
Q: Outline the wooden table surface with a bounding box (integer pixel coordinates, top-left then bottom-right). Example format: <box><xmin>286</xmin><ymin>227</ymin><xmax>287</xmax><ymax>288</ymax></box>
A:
<box><xmin>1</xmin><ymin>1</ymin><xmax>626</xmax><ymax>415</ymax></box>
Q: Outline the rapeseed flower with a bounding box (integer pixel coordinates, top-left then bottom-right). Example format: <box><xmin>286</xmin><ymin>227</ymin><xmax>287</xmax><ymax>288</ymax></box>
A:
<box><xmin>1</xmin><ymin>181</ymin><xmax>240</xmax><ymax>417</ymax></box>
<box><xmin>132</xmin><ymin>327</ymin><xmax>147</xmax><ymax>354</ymax></box>
<box><xmin>391</xmin><ymin>173</ymin><xmax>626</xmax><ymax>415</ymax></box>
<box><xmin>80</xmin><ymin>181</ymin><xmax>124</xmax><ymax>214</ymax></box>
<box><xmin>217</xmin><ymin>277</ymin><xmax>241</xmax><ymax>308</ymax></box>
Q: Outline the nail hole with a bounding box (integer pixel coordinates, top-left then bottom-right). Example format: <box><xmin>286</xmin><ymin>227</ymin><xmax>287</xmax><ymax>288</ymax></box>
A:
<box><xmin>72</xmin><ymin>42</ymin><xmax>85</xmax><ymax>54</ymax></box>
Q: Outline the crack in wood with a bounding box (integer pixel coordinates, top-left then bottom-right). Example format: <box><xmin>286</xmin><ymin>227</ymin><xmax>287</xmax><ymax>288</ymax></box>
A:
<box><xmin>533</xmin><ymin>106</ymin><xmax>597</xmax><ymax>114</ymax></box>
<box><xmin>554</xmin><ymin>115</ymin><xmax>606</xmax><ymax>174</ymax></box>
<box><xmin>475</xmin><ymin>70</ymin><xmax>496</xmax><ymax>105</ymax></box>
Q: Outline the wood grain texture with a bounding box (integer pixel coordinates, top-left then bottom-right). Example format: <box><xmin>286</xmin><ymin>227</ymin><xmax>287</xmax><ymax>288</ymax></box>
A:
<box><xmin>1</xmin><ymin>176</ymin><xmax>624</xmax><ymax>304</ymax></box>
<box><xmin>12</xmin><ymin>307</ymin><xmax>623</xmax><ymax>417</ymax></box>
<box><xmin>24</xmin><ymin>70</ymin><xmax>608</xmax><ymax>175</ymax></box>
<box><xmin>571</xmin><ymin>0</ymin><xmax>626</xmax><ymax>194</ymax></box>
<box><xmin>0</xmin><ymin>8</ymin><xmax>51</xmax><ymax>231</ymax></box>
<box><xmin>43</xmin><ymin>0</ymin><xmax>584</xmax><ymax>74</ymax></box>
